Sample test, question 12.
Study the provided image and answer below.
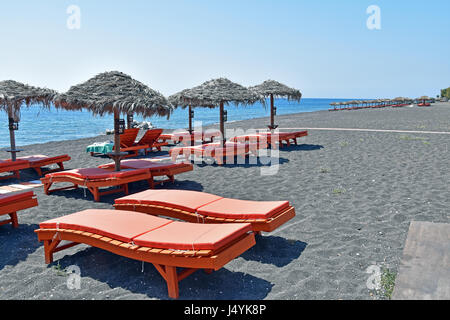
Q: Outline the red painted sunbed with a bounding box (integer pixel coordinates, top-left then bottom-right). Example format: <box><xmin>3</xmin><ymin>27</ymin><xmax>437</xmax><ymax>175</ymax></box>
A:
<box><xmin>41</xmin><ymin>168</ymin><xmax>152</xmax><ymax>202</ymax></box>
<box><xmin>114</xmin><ymin>189</ymin><xmax>296</xmax><ymax>232</ymax></box>
<box><xmin>115</xmin><ymin>129</ymin><xmax>170</xmax><ymax>157</ymax></box>
<box><xmin>98</xmin><ymin>159</ymin><xmax>193</xmax><ymax>188</ymax></box>
<box><xmin>90</xmin><ymin>128</ymin><xmax>140</xmax><ymax>157</ymax></box>
<box><xmin>231</xmin><ymin>131</ymin><xmax>308</xmax><ymax>149</ymax></box>
<box><xmin>35</xmin><ymin>209</ymin><xmax>255</xmax><ymax>299</ymax></box>
<box><xmin>159</xmin><ymin>130</ymin><xmax>221</xmax><ymax>145</ymax></box>
<box><xmin>0</xmin><ymin>159</ymin><xmax>29</xmax><ymax>180</ymax></box>
<box><xmin>257</xmin><ymin>131</ymin><xmax>308</xmax><ymax>148</ymax></box>
<box><xmin>0</xmin><ymin>155</ymin><xmax>71</xmax><ymax>179</ymax></box>
<box><xmin>0</xmin><ymin>191</ymin><xmax>38</xmax><ymax>228</ymax></box>
<box><xmin>16</xmin><ymin>154</ymin><xmax>71</xmax><ymax>176</ymax></box>
<box><xmin>169</xmin><ymin>141</ymin><xmax>267</xmax><ymax>165</ymax></box>
<box><xmin>133</xmin><ymin>129</ymin><xmax>168</xmax><ymax>155</ymax></box>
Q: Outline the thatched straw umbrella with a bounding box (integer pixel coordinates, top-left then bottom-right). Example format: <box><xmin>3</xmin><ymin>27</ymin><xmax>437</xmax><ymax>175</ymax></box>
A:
<box><xmin>329</xmin><ymin>102</ymin><xmax>339</xmax><ymax>111</ymax></box>
<box><xmin>249</xmin><ymin>80</ymin><xmax>302</xmax><ymax>130</ymax></box>
<box><xmin>55</xmin><ymin>71</ymin><xmax>172</xmax><ymax>171</ymax></box>
<box><xmin>417</xmin><ymin>96</ymin><xmax>431</xmax><ymax>104</ymax></box>
<box><xmin>170</xmin><ymin>78</ymin><xmax>263</xmax><ymax>146</ymax></box>
<box><xmin>168</xmin><ymin>88</ymin><xmax>198</xmax><ymax>138</ymax></box>
<box><xmin>0</xmin><ymin>80</ymin><xmax>57</xmax><ymax>161</ymax></box>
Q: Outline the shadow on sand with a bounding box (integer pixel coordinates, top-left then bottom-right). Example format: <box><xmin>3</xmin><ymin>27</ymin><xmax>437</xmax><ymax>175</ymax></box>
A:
<box><xmin>278</xmin><ymin>144</ymin><xmax>324</xmax><ymax>152</ymax></box>
<box><xmin>0</xmin><ymin>223</ymin><xmax>41</xmax><ymax>272</ymax></box>
<box><xmin>50</xmin><ymin>247</ymin><xmax>273</xmax><ymax>300</ymax></box>
<box><xmin>241</xmin><ymin>235</ymin><xmax>307</xmax><ymax>267</ymax></box>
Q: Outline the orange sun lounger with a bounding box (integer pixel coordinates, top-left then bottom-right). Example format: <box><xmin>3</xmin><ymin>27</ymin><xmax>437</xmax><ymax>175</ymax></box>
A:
<box><xmin>159</xmin><ymin>130</ymin><xmax>221</xmax><ymax>145</ymax></box>
<box><xmin>35</xmin><ymin>209</ymin><xmax>255</xmax><ymax>299</ymax></box>
<box><xmin>114</xmin><ymin>189</ymin><xmax>296</xmax><ymax>232</ymax></box>
<box><xmin>0</xmin><ymin>159</ymin><xmax>30</xmax><ymax>180</ymax></box>
<box><xmin>169</xmin><ymin>141</ymin><xmax>267</xmax><ymax>165</ymax></box>
<box><xmin>132</xmin><ymin>129</ymin><xmax>169</xmax><ymax>155</ymax></box>
<box><xmin>90</xmin><ymin>128</ymin><xmax>140</xmax><ymax>157</ymax></box>
<box><xmin>41</xmin><ymin>168</ymin><xmax>152</xmax><ymax>202</ymax></box>
<box><xmin>118</xmin><ymin>129</ymin><xmax>169</xmax><ymax>157</ymax></box>
<box><xmin>0</xmin><ymin>191</ymin><xmax>38</xmax><ymax>228</ymax></box>
<box><xmin>16</xmin><ymin>154</ymin><xmax>71</xmax><ymax>176</ymax></box>
<box><xmin>98</xmin><ymin>159</ymin><xmax>193</xmax><ymax>188</ymax></box>
<box><xmin>0</xmin><ymin>154</ymin><xmax>71</xmax><ymax>179</ymax></box>
<box><xmin>255</xmin><ymin>131</ymin><xmax>308</xmax><ymax>148</ymax></box>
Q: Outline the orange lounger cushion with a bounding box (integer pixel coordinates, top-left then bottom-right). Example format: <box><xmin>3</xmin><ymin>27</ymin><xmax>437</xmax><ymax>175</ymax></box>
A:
<box><xmin>97</xmin><ymin>159</ymin><xmax>193</xmax><ymax>189</ymax></box>
<box><xmin>99</xmin><ymin>159</ymin><xmax>190</xmax><ymax>171</ymax></box>
<box><xmin>197</xmin><ymin>198</ymin><xmax>290</xmax><ymax>220</ymax></box>
<box><xmin>40</xmin><ymin>209</ymin><xmax>172</xmax><ymax>243</ymax></box>
<box><xmin>133</xmin><ymin>221</ymin><xmax>251</xmax><ymax>251</ymax></box>
<box><xmin>17</xmin><ymin>154</ymin><xmax>69</xmax><ymax>163</ymax></box>
<box><xmin>116</xmin><ymin>189</ymin><xmax>222</xmax><ymax>213</ymax></box>
<box><xmin>160</xmin><ymin>130</ymin><xmax>221</xmax><ymax>143</ymax></box>
<box><xmin>0</xmin><ymin>159</ymin><xmax>29</xmax><ymax>169</ymax></box>
<box><xmin>115</xmin><ymin>189</ymin><xmax>290</xmax><ymax>219</ymax></box>
<box><xmin>3</xmin><ymin>154</ymin><xmax>71</xmax><ymax>176</ymax></box>
<box><xmin>0</xmin><ymin>191</ymin><xmax>35</xmax><ymax>206</ymax></box>
<box><xmin>41</xmin><ymin>168</ymin><xmax>153</xmax><ymax>202</ymax></box>
<box><xmin>48</xmin><ymin>168</ymin><xmax>148</xmax><ymax>180</ymax></box>
<box><xmin>39</xmin><ymin>209</ymin><xmax>251</xmax><ymax>251</ymax></box>
<box><xmin>1</xmin><ymin>191</ymin><xmax>38</xmax><ymax>228</ymax></box>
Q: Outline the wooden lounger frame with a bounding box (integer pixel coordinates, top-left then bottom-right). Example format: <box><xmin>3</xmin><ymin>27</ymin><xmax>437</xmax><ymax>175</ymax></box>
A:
<box><xmin>35</xmin><ymin>228</ymin><xmax>255</xmax><ymax>299</ymax></box>
<box><xmin>28</xmin><ymin>155</ymin><xmax>71</xmax><ymax>176</ymax></box>
<box><xmin>231</xmin><ymin>131</ymin><xmax>308</xmax><ymax>149</ymax></box>
<box><xmin>98</xmin><ymin>163</ymin><xmax>194</xmax><ymax>189</ymax></box>
<box><xmin>41</xmin><ymin>171</ymin><xmax>152</xmax><ymax>202</ymax></box>
<box><xmin>113</xmin><ymin>203</ymin><xmax>296</xmax><ymax>232</ymax></box>
<box><xmin>116</xmin><ymin>142</ymin><xmax>169</xmax><ymax>158</ymax></box>
<box><xmin>159</xmin><ymin>132</ymin><xmax>217</xmax><ymax>145</ymax></box>
<box><xmin>264</xmin><ymin>131</ymin><xmax>308</xmax><ymax>148</ymax></box>
<box><xmin>170</xmin><ymin>142</ymin><xmax>267</xmax><ymax>165</ymax></box>
<box><xmin>144</xmin><ymin>164</ymin><xmax>193</xmax><ymax>189</ymax></box>
<box><xmin>0</xmin><ymin>161</ymin><xmax>29</xmax><ymax>180</ymax></box>
<box><xmin>0</xmin><ymin>193</ymin><xmax>38</xmax><ymax>228</ymax></box>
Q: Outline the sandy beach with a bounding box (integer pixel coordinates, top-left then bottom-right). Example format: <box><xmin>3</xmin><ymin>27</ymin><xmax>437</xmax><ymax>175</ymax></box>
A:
<box><xmin>1</xmin><ymin>102</ymin><xmax>449</xmax><ymax>300</ymax></box>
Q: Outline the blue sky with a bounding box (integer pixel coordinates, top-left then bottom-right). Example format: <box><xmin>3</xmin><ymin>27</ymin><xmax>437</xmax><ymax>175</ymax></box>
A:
<box><xmin>0</xmin><ymin>0</ymin><xmax>449</xmax><ymax>98</ymax></box>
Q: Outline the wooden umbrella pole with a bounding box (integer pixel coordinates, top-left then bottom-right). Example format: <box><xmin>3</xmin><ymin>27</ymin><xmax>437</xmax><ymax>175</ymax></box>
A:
<box><xmin>188</xmin><ymin>106</ymin><xmax>193</xmax><ymax>134</ymax></box>
<box><xmin>126</xmin><ymin>113</ymin><xmax>133</xmax><ymax>129</ymax></box>
<box><xmin>8</xmin><ymin>105</ymin><xmax>17</xmax><ymax>161</ymax></box>
<box><xmin>220</xmin><ymin>102</ymin><xmax>225</xmax><ymax>146</ymax></box>
<box><xmin>188</xmin><ymin>106</ymin><xmax>194</xmax><ymax>146</ymax></box>
<box><xmin>270</xmin><ymin>93</ymin><xmax>275</xmax><ymax>131</ymax></box>
<box><xmin>114</xmin><ymin>110</ymin><xmax>121</xmax><ymax>172</ymax></box>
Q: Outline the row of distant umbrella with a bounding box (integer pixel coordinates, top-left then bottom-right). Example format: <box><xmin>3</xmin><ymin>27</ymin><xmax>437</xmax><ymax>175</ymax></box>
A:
<box><xmin>0</xmin><ymin>72</ymin><xmax>302</xmax><ymax>171</ymax></box>
<box><xmin>329</xmin><ymin>96</ymin><xmax>435</xmax><ymax>111</ymax></box>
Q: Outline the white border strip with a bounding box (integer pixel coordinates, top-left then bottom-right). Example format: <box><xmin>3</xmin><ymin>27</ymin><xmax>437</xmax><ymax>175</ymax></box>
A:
<box><xmin>263</xmin><ymin>128</ymin><xmax>450</xmax><ymax>135</ymax></box>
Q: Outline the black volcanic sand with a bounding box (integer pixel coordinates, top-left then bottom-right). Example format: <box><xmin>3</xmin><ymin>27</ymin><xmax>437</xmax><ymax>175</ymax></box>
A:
<box><xmin>0</xmin><ymin>102</ymin><xmax>449</xmax><ymax>300</ymax></box>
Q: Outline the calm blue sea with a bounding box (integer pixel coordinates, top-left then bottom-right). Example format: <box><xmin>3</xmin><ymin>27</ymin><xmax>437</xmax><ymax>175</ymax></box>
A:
<box><xmin>0</xmin><ymin>98</ymin><xmax>354</xmax><ymax>148</ymax></box>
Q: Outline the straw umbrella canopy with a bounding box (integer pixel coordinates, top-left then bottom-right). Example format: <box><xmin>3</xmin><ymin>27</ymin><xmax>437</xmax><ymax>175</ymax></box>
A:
<box><xmin>249</xmin><ymin>80</ymin><xmax>302</xmax><ymax>130</ymax></box>
<box><xmin>417</xmin><ymin>96</ymin><xmax>431</xmax><ymax>103</ymax></box>
<box><xmin>169</xmin><ymin>78</ymin><xmax>263</xmax><ymax>146</ymax></box>
<box><xmin>168</xmin><ymin>88</ymin><xmax>199</xmax><ymax>137</ymax></box>
<box><xmin>329</xmin><ymin>102</ymin><xmax>338</xmax><ymax>110</ymax></box>
<box><xmin>0</xmin><ymin>80</ymin><xmax>57</xmax><ymax>161</ymax></box>
<box><xmin>54</xmin><ymin>71</ymin><xmax>172</xmax><ymax>171</ymax></box>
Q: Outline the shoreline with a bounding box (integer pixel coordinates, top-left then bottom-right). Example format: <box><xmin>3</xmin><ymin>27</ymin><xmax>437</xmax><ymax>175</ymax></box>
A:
<box><xmin>9</xmin><ymin>101</ymin><xmax>449</xmax><ymax>150</ymax></box>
